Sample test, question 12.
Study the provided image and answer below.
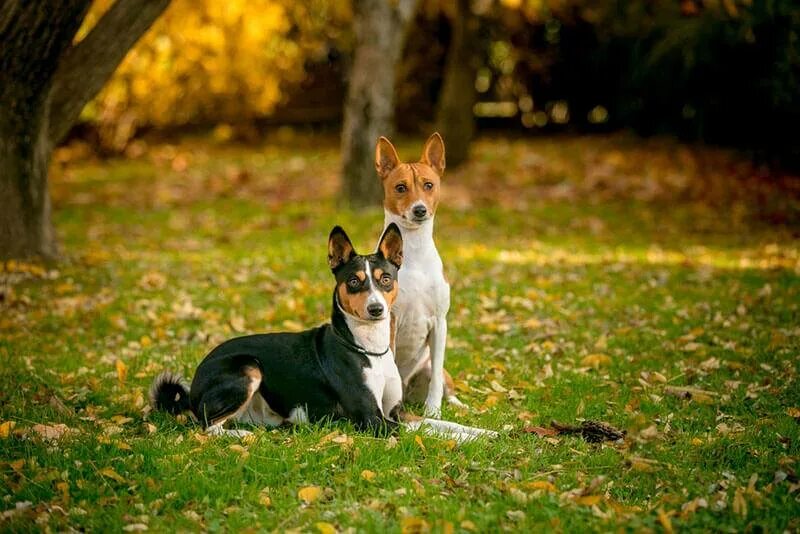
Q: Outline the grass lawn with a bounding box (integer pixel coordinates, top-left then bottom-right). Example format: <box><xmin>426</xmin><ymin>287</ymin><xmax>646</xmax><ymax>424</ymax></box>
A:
<box><xmin>1</xmin><ymin>133</ymin><xmax>799</xmax><ymax>532</ymax></box>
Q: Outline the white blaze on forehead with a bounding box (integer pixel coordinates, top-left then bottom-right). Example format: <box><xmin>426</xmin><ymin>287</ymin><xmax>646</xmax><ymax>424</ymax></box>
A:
<box><xmin>364</xmin><ymin>260</ymin><xmax>388</xmax><ymax>312</ymax></box>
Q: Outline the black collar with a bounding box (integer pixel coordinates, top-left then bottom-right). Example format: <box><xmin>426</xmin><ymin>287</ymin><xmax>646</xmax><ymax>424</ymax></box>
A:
<box><xmin>331</xmin><ymin>294</ymin><xmax>391</xmax><ymax>357</ymax></box>
<box><xmin>329</xmin><ymin>324</ymin><xmax>391</xmax><ymax>357</ymax></box>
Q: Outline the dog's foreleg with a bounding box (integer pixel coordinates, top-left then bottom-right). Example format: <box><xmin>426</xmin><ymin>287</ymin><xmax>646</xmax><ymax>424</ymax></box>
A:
<box><xmin>424</xmin><ymin>316</ymin><xmax>447</xmax><ymax>417</ymax></box>
<box><xmin>403</xmin><ymin>417</ymin><xmax>498</xmax><ymax>444</ymax></box>
<box><xmin>206</xmin><ymin>424</ymin><xmax>253</xmax><ymax>438</ymax></box>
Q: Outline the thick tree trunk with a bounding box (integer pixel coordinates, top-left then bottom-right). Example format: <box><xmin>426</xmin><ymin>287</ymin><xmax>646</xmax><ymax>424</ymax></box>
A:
<box><xmin>0</xmin><ymin>1</ymin><xmax>91</xmax><ymax>259</ymax></box>
<box><xmin>435</xmin><ymin>0</ymin><xmax>480</xmax><ymax>168</ymax></box>
<box><xmin>0</xmin><ymin>0</ymin><xmax>170</xmax><ymax>259</ymax></box>
<box><xmin>340</xmin><ymin>0</ymin><xmax>418</xmax><ymax>207</ymax></box>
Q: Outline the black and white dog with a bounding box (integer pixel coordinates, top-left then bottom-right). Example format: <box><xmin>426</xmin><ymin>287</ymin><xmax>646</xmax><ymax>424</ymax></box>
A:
<box><xmin>150</xmin><ymin>224</ymin><xmax>405</xmax><ymax>436</ymax></box>
<box><xmin>150</xmin><ymin>224</ymin><xmax>496</xmax><ymax>442</ymax></box>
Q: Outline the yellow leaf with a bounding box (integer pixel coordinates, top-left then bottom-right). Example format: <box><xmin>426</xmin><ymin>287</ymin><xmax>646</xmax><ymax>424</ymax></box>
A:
<box><xmin>361</xmin><ymin>470</ymin><xmax>376</xmax><ymax>482</ymax></box>
<box><xmin>56</xmin><ymin>481</ymin><xmax>69</xmax><ymax>503</ymax></box>
<box><xmin>581</xmin><ymin>353</ymin><xmax>611</xmax><ymax>369</ymax></box>
<box><xmin>99</xmin><ymin>467</ymin><xmax>126</xmax><ymax>483</ymax></box>
<box><xmin>9</xmin><ymin>459</ymin><xmax>24</xmax><ymax>472</ymax></box>
<box><xmin>401</xmin><ymin>516</ymin><xmax>430</xmax><ymax>534</ymax></box>
<box><xmin>228</xmin><ymin>444</ymin><xmax>249</xmax><ymax>458</ymax></box>
<box><xmin>315</xmin><ymin>522</ymin><xmax>336</xmax><ymax>534</ymax></box>
<box><xmin>460</xmin><ymin>520</ymin><xmax>476</xmax><ymax>531</ymax></box>
<box><xmin>786</xmin><ymin>407</ymin><xmax>800</xmax><ymax>418</ymax></box>
<box><xmin>691</xmin><ymin>437</ymin><xmax>704</xmax><ymax>446</ymax></box>
<box><xmin>259</xmin><ymin>494</ymin><xmax>271</xmax><ymax>507</ymax></box>
<box><xmin>575</xmin><ymin>495</ymin><xmax>602</xmax><ymax>506</ymax></box>
<box><xmin>116</xmin><ymin>359</ymin><xmax>128</xmax><ymax>383</ymax></box>
<box><xmin>414</xmin><ymin>434</ymin><xmax>426</xmax><ymax>451</ymax></box>
<box><xmin>140</xmin><ymin>335</ymin><xmax>152</xmax><ymax>348</ymax></box>
<box><xmin>657</xmin><ymin>508</ymin><xmax>673</xmax><ymax>533</ymax></box>
<box><xmin>732</xmin><ymin>488</ymin><xmax>747</xmax><ymax>517</ymax></box>
<box><xmin>298</xmin><ymin>485</ymin><xmax>322</xmax><ymax>504</ymax></box>
<box><xmin>0</xmin><ymin>420</ymin><xmax>15</xmax><ymax>438</ymax></box>
<box><xmin>524</xmin><ymin>480</ymin><xmax>557</xmax><ymax>493</ymax></box>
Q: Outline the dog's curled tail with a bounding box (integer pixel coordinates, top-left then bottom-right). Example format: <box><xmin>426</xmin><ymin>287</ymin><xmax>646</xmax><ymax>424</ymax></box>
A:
<box><xmin>149</xmin><ymin>371</ymin><xmax>191</xmax><ymax>414</ymax></box>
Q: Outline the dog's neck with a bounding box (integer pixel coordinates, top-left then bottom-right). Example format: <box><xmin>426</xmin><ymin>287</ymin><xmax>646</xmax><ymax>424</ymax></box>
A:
<box><xmin>332</xmin><ymin>294</ymin><xmax>391</xmax><ymax>355</ymax></box>
<box><xmin>384</xmin><ymin>209</ymin><xmax>437</xmax><ymax>266</ymax></box>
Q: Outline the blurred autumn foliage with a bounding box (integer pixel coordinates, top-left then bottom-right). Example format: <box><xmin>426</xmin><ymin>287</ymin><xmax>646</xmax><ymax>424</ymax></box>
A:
<box><xmin>75</xmin><ymin>0</ymin><xmax>799</xmax><ymax>163</ymax></box>
<box><xmin>80</xmin><ymin>0</ymin><xmax>351</xmax><ymax>147</ymax></box>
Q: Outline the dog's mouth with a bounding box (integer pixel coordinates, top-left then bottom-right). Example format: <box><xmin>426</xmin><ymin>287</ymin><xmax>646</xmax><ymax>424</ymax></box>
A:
<box><xmin>401</xmin><ymin>214</ymin><xmax>430</xmax><ymax>226</ymax></box>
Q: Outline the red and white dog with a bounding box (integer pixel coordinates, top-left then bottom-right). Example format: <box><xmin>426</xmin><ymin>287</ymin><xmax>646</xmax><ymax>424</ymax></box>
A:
<box><xmin>376</xmin><ymin>133</ymin><xmax>464</xmax><ymax>417</ymax></box>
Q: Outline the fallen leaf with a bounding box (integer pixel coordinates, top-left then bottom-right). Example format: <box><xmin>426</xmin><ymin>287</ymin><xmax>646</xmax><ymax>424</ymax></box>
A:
<box><xmin>228</xmin><ymin>444</ymin><xmax>249</xmax><ymax>458</ymax></box>
<box><xmin>524</xmin><ymin>480</ymin><xmax>557</xmax><ymax>493</ymax></box>
<box><xmin>581</xmin><ymin>353</ymin><xmax>611</xmax><ymax>369</ymax></box>
<box><xmin>575</xmin><ymin>495</ymin><xmax>602</xmax><ymax>506</ymax></box>
<box><xmin>99</xmin><ymin>467</ymin><xmax>126</xmax><ymax>483</ymax></box>
<box><xmin>123</xmin><ymin>524</ymin><xmax>149</xmax><ymax>532</ymax></box>
<box><xmin>116</xmin><ymin>360</ymin><xmax>128</xmax><ymax>383</ymax></box>
<box><xmin>315</xmin><ymin>522</ymin><xmax>336</xmax><ymax>534</ymax></box>
<box><xmin>0</xmin><ymin>421</ymin><xmax>15</xmax><ymax>438</ymax></box>
<box><xmin>401</xmin><ymin>516</ymin><xmax>430</xmax><ymax>534</ymax></box>
<box><xmin>414</xmin><ymin>434</ymin><xmax>426</xmax><ymax>451</ymax></box>
<box><xmin>657</xmin><ymin>508</ymin><xmax>673</xmax><ymax>533</ymax></box>
<box><xmin>523</xmin><ymin>425</ymin><xmax>558</xmax><ymax>437</ymax></box>
<box><xmin>786</xmin><ymin>407</ymin><xmax>800</xmax><ymax>419</ymax></box>
<box><xmin>298</xmin><ymin>485</ymin><xmax>322</xmax><ymax>504</ymax></box>
<box><xmin>31</xmin><ymin>423</ymin><xmax>71</xmax><ymax>440</ymax></box>
<box><xmin>361</xmin><ymin>470</ymin><xmax>376</xmax><ymax>482</ymax></box>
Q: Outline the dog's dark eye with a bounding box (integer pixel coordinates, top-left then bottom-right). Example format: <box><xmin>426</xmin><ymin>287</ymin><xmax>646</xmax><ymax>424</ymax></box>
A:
<box><xmin>380</xmin><ymin>274</ymin><xmax>392</xmax><ymax>286</ymax></box>
<box><xmin>347</xmin><ymin>277</ymin><xmax>360</xmax><ymax>289</ymax></box>
<box><xmin>395</xmin><ymin>183</ymin><xmax>407</xmax><ymax>193</ymax></box>
<box><xmin>424</xmin><ymin>182</ymin><xmax>434</xmax><ymax>191</ymax></box>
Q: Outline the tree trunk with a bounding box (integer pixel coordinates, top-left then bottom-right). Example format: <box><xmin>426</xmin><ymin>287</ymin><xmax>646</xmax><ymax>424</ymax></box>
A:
<box><xmin>0</xmin><ymin>1</ymin><xmax>91</xmax><ymax>259</ymax></box>
<box><xmin>435</xmin><ymin>0</ymin><xmax>480</xmax><ymax>168</ymax></box>
<box><xmin>340</xmin><ymin>0</ymin><xmax>418</xmax><ymax>208</ymax></box>
<box><xmin>0</xmin><ymin>0</ymin><xmax>170</xmax><ymax>260</ymax></box>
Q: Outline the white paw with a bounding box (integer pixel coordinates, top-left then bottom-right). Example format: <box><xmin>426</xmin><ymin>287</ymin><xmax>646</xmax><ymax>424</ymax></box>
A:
<box><xmin>447</xmin><ymin>395</ymin><xmax>469</xmax><ymax>409</ymax></box>
<box><xmin>423</xmin><ymin>402</ymin><xmax>442</xmax><ymax>418</ymax></box>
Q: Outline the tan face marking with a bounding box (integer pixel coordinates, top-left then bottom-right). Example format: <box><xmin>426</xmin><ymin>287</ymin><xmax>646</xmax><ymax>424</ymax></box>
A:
<box><xmin>382</xmin><ymin>162</ymin><xmax>441</xmax><ymax>218</ymax></box>
<box><xmin>337</xmin><ymin>282</ymin><xmax>371</xmax><ymax>320</ymax></box>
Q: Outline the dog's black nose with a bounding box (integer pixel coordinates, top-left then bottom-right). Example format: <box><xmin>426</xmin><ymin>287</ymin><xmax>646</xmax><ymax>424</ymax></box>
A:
<box><xmin>367</xmin><ymin>303</ymin><xmax>384</xmax><ymax>317</ymax></box>
<box><xmin>412</xmin><ymin>205</ymin><xmax>427</xmax><ymax>218</ymax></box>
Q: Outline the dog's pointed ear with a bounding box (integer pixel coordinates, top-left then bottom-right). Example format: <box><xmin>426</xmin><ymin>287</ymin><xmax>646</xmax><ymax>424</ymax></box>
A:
<box><xmin>375</xmin><ymin>136</ymin><xmax>400</xmax><ymax>180</ymax></box>
<box><xmin>328</xmin><ymin>226</ymin><xmax>356</xmax><ymax>271</ymax></box>
<box><xmin>378</xmin><ymin>223</ymin><xmax>403</xmax><ymax>268</ymax></box>
<box><xmin>420</xmin><ymin>132</ymin><xmax>445</xmax><ymax>175</ymax></box>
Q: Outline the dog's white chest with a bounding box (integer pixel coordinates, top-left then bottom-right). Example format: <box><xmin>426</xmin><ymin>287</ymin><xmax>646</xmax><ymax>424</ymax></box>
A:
<box><xmin>363</xmin><ymin>353</ymin><xmax>397</xmax><ymax>415</ymax></box>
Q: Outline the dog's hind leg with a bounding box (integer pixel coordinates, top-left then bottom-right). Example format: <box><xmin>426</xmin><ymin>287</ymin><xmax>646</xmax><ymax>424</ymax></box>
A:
<box><xmin>196</xmin><ymin>364</ymin><xmax>263</xmax><ymax>438</ymax></box>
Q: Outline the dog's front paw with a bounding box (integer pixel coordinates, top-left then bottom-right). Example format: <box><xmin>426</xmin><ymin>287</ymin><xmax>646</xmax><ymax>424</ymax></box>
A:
<box><xmin>422</xmin><ymin>402</ymin><xmax>442</xmax><ymax>418</ymax></box>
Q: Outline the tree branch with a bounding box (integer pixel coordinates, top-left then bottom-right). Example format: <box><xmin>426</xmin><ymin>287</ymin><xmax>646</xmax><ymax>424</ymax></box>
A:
<box><xmin>48</xmin><ymin>0</ymin><xmax>171</xmax><ymax>145</ymax></box>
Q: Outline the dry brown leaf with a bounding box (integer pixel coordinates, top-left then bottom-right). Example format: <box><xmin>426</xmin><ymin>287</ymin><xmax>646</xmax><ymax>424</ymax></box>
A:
<box><xmin>31</xmin><ymin>423</ymin><xmax>72</xmax><ymax>440</ymax></box>
<box><xmin>523</xmin><ymin>425</ymin><xmax>558</xmax><ymax>437</ymax></box>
